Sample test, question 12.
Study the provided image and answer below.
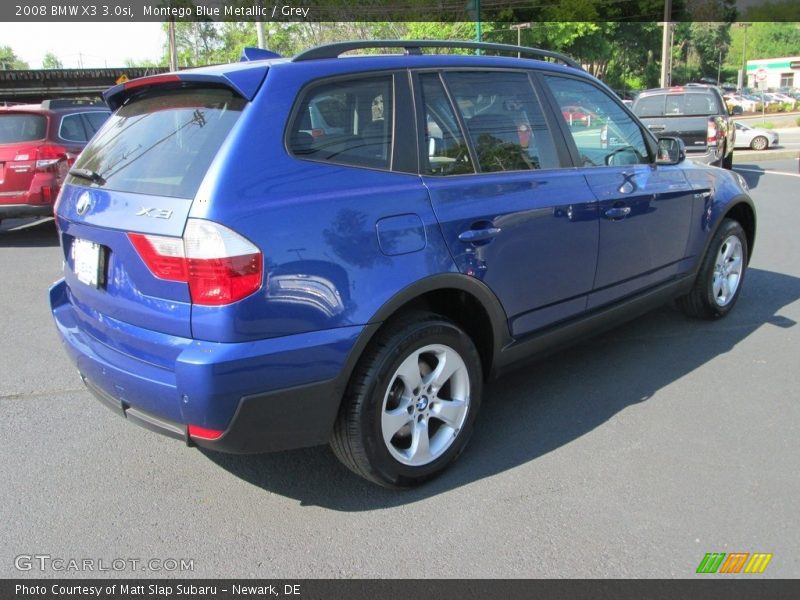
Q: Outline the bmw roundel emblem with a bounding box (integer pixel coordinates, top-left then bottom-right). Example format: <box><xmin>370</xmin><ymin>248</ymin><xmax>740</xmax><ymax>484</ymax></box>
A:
<box><xmin>75</xmin><ymin>192</ymin><xmax>92</xmax><ymax>216</ymax></box>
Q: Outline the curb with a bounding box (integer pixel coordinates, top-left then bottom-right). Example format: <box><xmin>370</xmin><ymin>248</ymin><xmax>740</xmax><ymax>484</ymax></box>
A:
<box><xmin>733</xmin><ymin>150</ymin><xmax>799</xmax><ymax>163</ymax></box>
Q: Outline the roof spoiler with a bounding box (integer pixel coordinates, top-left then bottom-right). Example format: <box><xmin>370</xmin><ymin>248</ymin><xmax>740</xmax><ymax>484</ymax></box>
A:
<box><xmin>103</xmin><ymin>68</ymin><xmax>268</xmax><ymax>111</ymax></box>
<box><xmin>240</xmin><ymin>47</ymin><xmax>281</xmax><ymax>61</ymax></box>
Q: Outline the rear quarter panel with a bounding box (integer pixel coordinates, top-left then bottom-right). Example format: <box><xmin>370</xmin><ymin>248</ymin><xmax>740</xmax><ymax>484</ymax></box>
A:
<box><xmin>187</xmin><ymin>62</ymin><xmax>457</xmax><ymax>343</ymax></box>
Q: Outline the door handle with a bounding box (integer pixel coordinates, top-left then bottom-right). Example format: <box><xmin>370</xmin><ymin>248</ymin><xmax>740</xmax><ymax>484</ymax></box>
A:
<box><xmin>604</xmin><ymin>206</ymin><xmax>631</xmax><ymax>220</ymax></box>
<box><xmin>647</xmin><ymin>125</ymin><xmax>665</xmax><ymax>131</ymax></box>
<box><xmin>458</xmin><ymin>227</ymin><xmax>502</xmax><ymax>243</ymax></box>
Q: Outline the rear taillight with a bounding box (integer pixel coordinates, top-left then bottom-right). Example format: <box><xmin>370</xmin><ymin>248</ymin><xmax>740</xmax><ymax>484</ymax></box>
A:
<box><xmin>707</xmin><ymin>118</ymin><xmax>718</xmax><ymax>146</ymax></box>
<box><xmin>35</xmin><ymin>144</ymin><xmax>68</xmax><ymax>171</ymax></box>
<box><xmin>128</xmin><ymin>219</ymin><xmax>262</xmax><ymax>306</ymax></box>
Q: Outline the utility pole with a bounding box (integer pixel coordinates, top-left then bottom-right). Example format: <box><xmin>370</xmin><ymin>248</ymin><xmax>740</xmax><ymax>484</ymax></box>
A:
<box><xmin>739</xmin><ymin>23</ymin><xmax>751</xmax><ymax>90</ymax></box>
<box><xmin>659</xmin><ymin>0</ymin><xmax>673</xmax><ymax>88</ymax></box>
<box><xmin>168</xmin><ymin>18</ymin><xmax>178</xmax><ymax>71</ymax></box>
<box><xmin>510</xmin><ymin>23</ymin><xmax>531</xmax><ymax>57</ymax></box>
<box><xmin>255</xmin><ymin>22</ymin><xmax>266</xmax><ymax>49</ymax></box>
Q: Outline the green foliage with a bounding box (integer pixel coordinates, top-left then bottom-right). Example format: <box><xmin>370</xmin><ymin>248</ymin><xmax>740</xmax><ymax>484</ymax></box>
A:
<box><xmin>726</xmin><ymin>23</ymin><xmax>800</xmax><ymax>69</ymax></box>
<box><xmin>0</xmin><ymin>46</ymin><xmax>29</xmax><ymax>70</ymax></box>
<box><xmin>41</xmin><ymin>52</ymin><xmax>63</xmax><ymax>69</ymax></box>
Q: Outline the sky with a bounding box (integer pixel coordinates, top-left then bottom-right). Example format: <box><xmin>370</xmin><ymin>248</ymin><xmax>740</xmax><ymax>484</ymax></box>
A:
<box><xmin>2</xmin><ymin>23</ymin><xmax>165</xmax><ymax>68</ymax></box>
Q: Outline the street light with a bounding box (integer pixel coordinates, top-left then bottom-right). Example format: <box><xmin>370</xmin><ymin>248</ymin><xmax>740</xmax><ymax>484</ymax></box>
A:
<box><xmin>510</xmin><ymin>23</ymin><xmax>531</xmax><ymax>57</ymax></box>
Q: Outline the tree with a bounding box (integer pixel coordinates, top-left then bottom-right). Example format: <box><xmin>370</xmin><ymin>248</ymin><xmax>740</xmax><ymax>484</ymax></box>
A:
<box><xmin>0</xmin><ymin>46</ymin><xmax>29</xmax><ymax>70</ymax></box>
<box><xmin>42</xmin><ymin>52</ymin><xmax>63</xmax><ymax>69</ymax></box>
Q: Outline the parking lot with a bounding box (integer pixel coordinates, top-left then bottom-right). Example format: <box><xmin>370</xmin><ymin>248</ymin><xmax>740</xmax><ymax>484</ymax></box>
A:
<box><xmin>1</xmin><ymin>157</ymin><xmax>798</xmax><ymax>578</ymax></box>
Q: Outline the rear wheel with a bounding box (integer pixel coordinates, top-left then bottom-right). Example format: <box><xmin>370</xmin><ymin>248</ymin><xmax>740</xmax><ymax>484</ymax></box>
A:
<box><xmin>677</xmin><ymin>218</ymin><xmax>748</xmax><ymax>319</ymax></box>
<box><xmin>750</xmin><ymin>136</ymin><xmax>768</xmax><ymax>151</ymax></box>
<box><xmin>331</xmin><ymin>311</ymin><xmax>482</xmax><ymax>488</ymax></box>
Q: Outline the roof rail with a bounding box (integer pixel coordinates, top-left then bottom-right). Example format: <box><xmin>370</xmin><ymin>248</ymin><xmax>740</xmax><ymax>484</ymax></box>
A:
<box><xmin>41</xmin><ymin>98</ymin><xmax>105</xmax><ymax>109</ymax></box>
<box><xmin>292</xmin><ymin>40</ymin><xmax>582</xmax><ymax>70</ymax></box>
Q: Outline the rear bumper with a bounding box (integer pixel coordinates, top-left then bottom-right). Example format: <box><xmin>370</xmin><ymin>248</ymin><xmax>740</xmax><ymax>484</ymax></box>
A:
<box><xmin>0</xmin><ymin>202</ymin><xmax>53</xmax><ymax>219</ymax></box>
<box><xmin>50</xmin><ymin>279</ymin><xmax>362</xmax><ymax>453</ymax></box>
<box><xmin>686</xmin><ymin>146</ymin><xmax>724</xmax><ymax>165</ymax></box>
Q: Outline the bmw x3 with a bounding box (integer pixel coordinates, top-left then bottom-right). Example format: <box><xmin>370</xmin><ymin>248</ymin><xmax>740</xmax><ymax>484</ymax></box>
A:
<box><xmin>50</xmin><ymin>41</ymin><xmax>755</xmax><ymax>487</ymax></box>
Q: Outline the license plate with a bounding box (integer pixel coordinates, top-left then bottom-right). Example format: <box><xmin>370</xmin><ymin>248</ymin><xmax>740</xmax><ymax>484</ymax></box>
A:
<box><xmin>72</xmin><ymin>238</ymin><xmax>101</xmax><ymax>287</ymax></box>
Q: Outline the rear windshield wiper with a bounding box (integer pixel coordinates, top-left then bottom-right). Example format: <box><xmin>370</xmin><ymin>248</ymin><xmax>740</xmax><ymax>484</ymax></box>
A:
<box><xmin>69</xmin><ymin>168</ymin><xmax>105</xmax><ymax>184</ymax></box>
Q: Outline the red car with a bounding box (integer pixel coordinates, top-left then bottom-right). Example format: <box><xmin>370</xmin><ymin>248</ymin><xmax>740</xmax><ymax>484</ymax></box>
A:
<box><xmin>0</xmin><ymin>99</ymin><xmax>110</xmax><ymax>225</ymax></box>
<box><xmin>561</xmin><ymin>105</ymin><xmax>596</xmax><ymax>126</ymax></box>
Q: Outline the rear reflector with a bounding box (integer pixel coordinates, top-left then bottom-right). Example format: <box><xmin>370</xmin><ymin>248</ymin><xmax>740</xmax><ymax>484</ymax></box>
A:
<box><xmin>128</xmin><ymin>219</ymin><xmax>262</xmax><ymax>305</ymax></box>
<box><xmin>187</xmin><ymin>424</ymin><xmax>224</xmax><ymax>440</ymax></box>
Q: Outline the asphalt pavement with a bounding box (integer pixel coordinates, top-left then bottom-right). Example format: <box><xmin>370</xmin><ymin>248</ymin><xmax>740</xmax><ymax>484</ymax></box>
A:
<box><xmin>1</xmin><ymin>159</ymin><xmax>798</xmax><ymax>578</ymax></box>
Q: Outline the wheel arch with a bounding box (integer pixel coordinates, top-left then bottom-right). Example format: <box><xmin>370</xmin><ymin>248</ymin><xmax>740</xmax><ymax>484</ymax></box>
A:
<box><xmin>723</xmin><ymin>199</ymin><xmax>756</xmax><ymax>263</ymax></box>
<box><xmin>334</xmin><ymin>274</ymin><xmax>509</xmax><ymax>404</ymax></box>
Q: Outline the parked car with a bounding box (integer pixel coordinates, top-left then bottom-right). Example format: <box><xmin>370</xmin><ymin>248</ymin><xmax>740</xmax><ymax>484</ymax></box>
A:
<box><xmin>0</xmin><ymin>99</ymin><xmax>110</xmax><ymax>225</ymax></box>
<box><xmin>632</xmin><ymin>85</ymin><xmax>736</xmax><ymax>169</ymax></box>
<box><xmin>734</xmin><ymin>121</ymin><xmax>779</xmax><ymax>150</ymax></box>
<box><xmin>50</xmin><ymin>41</ymin><xmax>756</xmax><ymax>488</ymax></box>
<box><xmin>561</xmin><ymin>104</ymin><xmax>596</xmax><ymax>126</ymax></box>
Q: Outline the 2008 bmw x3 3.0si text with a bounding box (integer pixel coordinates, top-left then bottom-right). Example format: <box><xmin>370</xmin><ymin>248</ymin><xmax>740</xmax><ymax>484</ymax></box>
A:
<box><xmin>50</xmin><ymin>41</ymin><xmax>756</xmax><ymax>488</ymax></box>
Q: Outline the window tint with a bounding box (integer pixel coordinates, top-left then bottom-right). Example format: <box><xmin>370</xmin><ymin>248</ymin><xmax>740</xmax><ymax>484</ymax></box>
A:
<box><xmin>84</xmin><ymin>111</ymin><xmax>110</xmax><ymax>135</ymax></box>
<box><xmin>289</xmin><ymin>76</ymin><xmax>393</xmax><ymax>170</ymax></box>
<box><xmin>0</xmin><ymin>114</ymin><xmax>46</xmax><ymax>143</ymax></box>
<box><xmin>419</xmin><ymin>73</ymin><xmax>473</xmax><ymax>176</ymax></box>
<box><xmin>445</xmin><ymin>71</ymin><xmax>558</xmax><ymax>173</ymax></box>
<box><xmin>59</xmin><ymin>114</ymin><xmax>88</xmax><ymax>142</ymax></box>
<box><xmin>71</xmin><ymin>87</ymin><xmax>245</xmax><ymax>199</ymax></box>
<box><xmin>545</xmin><ymin>75</ymin><xmax>650</xmax><ymax>168</ymax></box>
<box><xmin>633</xmin><ymin>95</ymin><xmax>665</xmax><ymax>118</ymax></box>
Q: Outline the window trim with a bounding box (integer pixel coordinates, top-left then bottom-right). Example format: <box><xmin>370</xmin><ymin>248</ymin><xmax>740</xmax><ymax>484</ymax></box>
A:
<box><xmin>283</xmin><ymin>70</ymin><xmax>408</xmax><ymax>174</ymax></box>
<box><xmin>58</xmin><ymin>111</ymin><xmax>105</xmax><ymax>143</ymax></box>
<box><xmin>535</xmin><ymin>71</ymin><xmax>658</xmax><ymax>168</ymax></box>
<box><xmin>411</xmin><ymin>70</ymin><xmax>477</xmax><ymax>177</ymax></box>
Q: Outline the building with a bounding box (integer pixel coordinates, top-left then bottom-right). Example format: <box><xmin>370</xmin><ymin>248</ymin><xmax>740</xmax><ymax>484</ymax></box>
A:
<box><xmin>746</xmin><ymin>56</ymin><xmax>800</xmax><ymax>90</ymax></box>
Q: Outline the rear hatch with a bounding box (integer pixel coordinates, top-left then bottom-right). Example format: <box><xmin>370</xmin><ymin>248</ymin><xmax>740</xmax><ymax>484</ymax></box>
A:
<box><xmin>633</xmin><ymin>91</ymin><xmax>719</xmax><ymax>150</ymax></box>
<box><xmin>0</xmin><ymin>111</ymin><xmax>48</xmax><ymax>199</ymax></box>
<box><xmin>57</xmin><ymin>84</ymin><xmax>249</xmax><ymax>347</ymax></box>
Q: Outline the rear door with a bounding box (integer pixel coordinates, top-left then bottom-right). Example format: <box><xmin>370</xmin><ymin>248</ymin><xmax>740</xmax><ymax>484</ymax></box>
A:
<box><xmin>541</xmin><ymin>74</ymin><xmax>695</xmax><ymax>308</ymax></box>
<box><xmin>57</xmin><ymin>86</ymin><xmax>247</xmax><ymax>340</ymax></box>
<box><xmin>419</xmin><ymin>70</ymin><xmax>600</xmax><ymax>337</ymax></box>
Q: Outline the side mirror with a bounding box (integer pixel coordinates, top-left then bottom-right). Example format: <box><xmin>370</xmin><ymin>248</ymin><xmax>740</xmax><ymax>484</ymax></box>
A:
<box><xmin>656</xmin><ymin>137</ymin><xmax>686</xmax><ymax>165</ymax></box>
<box><xmin>729</xmin><ymin>105</ymin><xmax>743</xmax><ymax>116</ymax></box>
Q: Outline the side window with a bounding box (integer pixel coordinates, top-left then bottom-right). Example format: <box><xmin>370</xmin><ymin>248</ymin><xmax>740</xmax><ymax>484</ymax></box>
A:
<box><xmin>83</xmin><ymin>112</ymin><xmax>111</xmax><ymax>136</ymax></box>
<box><xmin>544</xmin><ymin>75</ymin><xmax>650</xmax><ymax>168</ymax></box>
<box><xmin>445</xmin><ymin>71</ymin><xmax>559</xmax><ymax>173</ymax></box>
<box><xmin>419</xmin><ymin>73</ymin><xmax>473</xmax><ymax>176</ymax></box>
<box><xmin>288</xmin><ymin>75</ymin><xmax>393</xmax><ymax>170</ymax></box>
<box><xmin>59</xmin><ymin>114</ymin><xmax>88</xmax><ymax>142</ymax></box>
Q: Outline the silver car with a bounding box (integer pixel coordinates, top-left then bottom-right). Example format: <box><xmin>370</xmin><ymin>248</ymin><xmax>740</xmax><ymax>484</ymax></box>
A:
<box><xmin>734</xmin><ymin>121</ymin><xmax>779</xmax><ymax>151</ymax></box>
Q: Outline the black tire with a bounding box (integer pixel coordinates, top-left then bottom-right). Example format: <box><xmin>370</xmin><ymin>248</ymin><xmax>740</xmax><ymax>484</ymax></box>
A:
<box><xmin>750</xmin><ymin>136</ymin><xmax>768</xmax><ymax>151</ymax></box>
<box><xmin>331</xmin><ymin>311</ymin><xmax>483</xmax><ymax>488</ymax></box>
<box><xmin>721</xmin><ymin>145</ymin><xmax>733</xmax><ymax>169</ymax></box>
<box><xmin>677</xmin><ymin>219</ymin><xmax>748</xmax><ymax>320</ymax></box>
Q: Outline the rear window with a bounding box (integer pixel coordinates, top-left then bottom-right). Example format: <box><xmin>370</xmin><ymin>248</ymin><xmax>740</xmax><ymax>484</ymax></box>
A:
<box><xmin>70</xmin><ymin>87</ymin><xmax>245</xmax><ymax>199</ymax></box>
<box><xmin>0</xmin><ymin>113</ymin><xmax>47</xmax><ymax>144</ymax></box>
<box><xmin>633</xmin><ymin>92</ymin><xmax>720</xmax><ymax>117</ymax></box>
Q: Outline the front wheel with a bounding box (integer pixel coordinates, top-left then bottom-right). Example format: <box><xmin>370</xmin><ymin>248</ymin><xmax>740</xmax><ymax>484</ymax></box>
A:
<box><xmin>750</xmin><ymin>136</ymin><xmax>769</xmax><ymax>151</ymax></box>
<box><xmin>677</xmin><ymin>218</ymin><xmax>748</xmax><ymax>319</ymax></box>
<box><xmin>331</xmin><ymin>312</ymin><xmax>482</xmax><ymax>487</ymax></box>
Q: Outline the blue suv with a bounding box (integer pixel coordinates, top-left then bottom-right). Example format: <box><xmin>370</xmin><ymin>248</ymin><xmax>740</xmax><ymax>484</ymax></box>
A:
<box><xmin>50</xmin><ymin>41</ymin><xmax>755</xmax><ymax>487</ymax></box>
